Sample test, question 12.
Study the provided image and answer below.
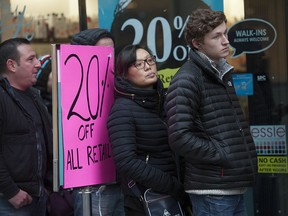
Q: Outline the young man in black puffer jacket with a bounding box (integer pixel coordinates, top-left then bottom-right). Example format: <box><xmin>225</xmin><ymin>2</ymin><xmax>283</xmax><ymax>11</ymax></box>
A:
<box><xmin>166</xmin><ymin>9</ymin><xmax>258</xmax><ymax>216</ymax></box>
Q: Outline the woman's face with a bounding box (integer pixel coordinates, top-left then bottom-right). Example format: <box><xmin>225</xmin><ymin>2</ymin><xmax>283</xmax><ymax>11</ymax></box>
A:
<box><xmin>126</xmin><ymin>48</ymin><xmax>157</xmax><ymax>89</ymax></box>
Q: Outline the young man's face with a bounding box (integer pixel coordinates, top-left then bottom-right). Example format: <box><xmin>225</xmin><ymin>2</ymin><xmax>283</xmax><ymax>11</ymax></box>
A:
<box><xmin>198</xmin><ymin>21</ymin><xmax>229</xmax><ymax>63</ymax></box>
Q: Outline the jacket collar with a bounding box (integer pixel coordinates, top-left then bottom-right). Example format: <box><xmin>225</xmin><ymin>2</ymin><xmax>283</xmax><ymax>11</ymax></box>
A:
<box><xmin>193</xmin><ymin>50</ymin><xmax>233</xmax><ymax>80</ymax></box>
<box><xmin>114</xmin><ymin>76</ymin><xmax>165</xmax><ymax>111</ymax></box>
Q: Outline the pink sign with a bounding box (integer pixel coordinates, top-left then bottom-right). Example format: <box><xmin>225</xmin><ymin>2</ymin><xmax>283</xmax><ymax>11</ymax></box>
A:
<box><xmin>59</xmin><ymin>44</ymin><xmax>116</xmax><ymax>188</ymax></box>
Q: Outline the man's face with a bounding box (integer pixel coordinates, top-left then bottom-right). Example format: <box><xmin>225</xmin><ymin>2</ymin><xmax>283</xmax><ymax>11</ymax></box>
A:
<box><xmin>13</xmin><ymin>44</ymin><xmax>41</xmax><ymax>90</ymax></box>
<box><xmin>198</xmin><ymin>21</ymin><xmax>229</xmax><ymax>63</ymax></box>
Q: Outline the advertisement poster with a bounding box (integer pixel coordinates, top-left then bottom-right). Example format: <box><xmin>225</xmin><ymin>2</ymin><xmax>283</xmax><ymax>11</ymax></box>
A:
<box><xmin>251</xmin><ymin>125</ymin><xmax>287</xmax><ymax>156</ymax></box>
<box><xmin>251</xmin><ymin>125</ymin><xmax>287</xmax><ymax>174</ymax></box>
<box><xmin>55</xmin><ymin>45</ymin><xmax>116</xmax><ymax>188</ymax></box>
<box><xmin>98</xmin><ymin>0</ymin><xmax>223</xmax><ymax>88</ymax></box>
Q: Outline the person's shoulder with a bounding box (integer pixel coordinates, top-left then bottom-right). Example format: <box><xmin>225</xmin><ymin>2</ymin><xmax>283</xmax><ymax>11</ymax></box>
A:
<box><xmin>171</xmin><ymin>60</ymin><xmax>201</xmax><ymax>83</ymax></box>
<box><xmin>179</xmin><ymin>59</ymin><xmax>201</xmax><ymax>73</ymax></box>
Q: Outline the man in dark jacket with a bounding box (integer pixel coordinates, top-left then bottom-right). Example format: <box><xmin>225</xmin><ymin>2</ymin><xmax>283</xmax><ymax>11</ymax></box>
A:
<box><xmin>0</xmin><ymin>38</ymin><xmax>53</xmax><ymax>215</ymax></box>
<box><xmin>166</xmin><ymin>9</ymin><xmax>258</xmax><ymax>216</ymax></box>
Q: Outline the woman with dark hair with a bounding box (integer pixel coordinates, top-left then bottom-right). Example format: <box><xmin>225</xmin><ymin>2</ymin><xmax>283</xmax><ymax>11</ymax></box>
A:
<box><xmin>107</xmin><ymin>44</ymin><xmax>185</xmax><ymax>215</ymax></box>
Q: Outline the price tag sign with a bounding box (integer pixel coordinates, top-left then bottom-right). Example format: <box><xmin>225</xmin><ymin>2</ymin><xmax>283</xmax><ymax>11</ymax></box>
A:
<box><xmin>56</xmin><ymin>44</ymin><xmax>116</xmax><ymax>188</ymax></box>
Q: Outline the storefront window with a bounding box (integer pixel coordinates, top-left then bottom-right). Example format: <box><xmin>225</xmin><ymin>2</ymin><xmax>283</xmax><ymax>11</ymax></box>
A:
<box><xmin>0</xmin><ymin>0</ymin><xmax>98</xmax><ymax>55</ymax></box>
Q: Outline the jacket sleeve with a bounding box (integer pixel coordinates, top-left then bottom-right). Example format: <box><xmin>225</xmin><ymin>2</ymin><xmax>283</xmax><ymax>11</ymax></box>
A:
<box><xmin>0</xmin><ymin>105</ymin><xmax>20</xmax><ymax>199</ymax></box>
<box><xmin>0</xmin><ymin>155</ymin><xmax>20</xmax><ymax>199</ymax></box>
<box><xmin>166</xmin><ymin>68</ymin><xmax>225</xmax><ymax>165</ymax></box>
<box><xmin>107</xmin><ymin>103</ymin><xmax>183</xmax><ymax>197</ymax></box>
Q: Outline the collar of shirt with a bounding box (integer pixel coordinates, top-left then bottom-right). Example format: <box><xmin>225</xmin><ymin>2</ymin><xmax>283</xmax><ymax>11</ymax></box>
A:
<box><xmin>196</xmin><ymin>50</ymin><xmax>234</xmax><ymax>80</ymax></box>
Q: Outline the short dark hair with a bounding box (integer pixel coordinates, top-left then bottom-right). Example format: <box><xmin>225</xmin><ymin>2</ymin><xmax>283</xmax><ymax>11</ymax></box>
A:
<box><xmin>115</xmin><ymin>44</ymin><xmax>152</xmax><ymax>76</ymax></box>
<box><xmin>0</xmin><ymin>38</ymin><xmax>30</xmax><ymax>73</ymax></box>
<box><xmin>185</xmin><ymin>9</ymin><xmax>227</xmax><ymax>49</ymax></box>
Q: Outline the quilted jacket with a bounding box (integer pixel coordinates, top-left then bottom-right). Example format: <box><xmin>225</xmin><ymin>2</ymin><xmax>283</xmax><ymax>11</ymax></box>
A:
<box><xmin>166</xmin><ymin>49</ymin><xmax>258</xmax><ymax>190</ymax></box>
<box><xmin>107</xmin><ymin>76</ymin><xmax>183</xmax><ymax>199</ymax></box>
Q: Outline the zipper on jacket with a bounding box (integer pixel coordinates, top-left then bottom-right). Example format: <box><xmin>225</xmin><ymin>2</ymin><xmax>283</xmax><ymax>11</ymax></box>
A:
<box><xmin>146</xmin><ymin>154</ymin><xmax>150</xmax><ymax>164</ymax></box>
<box><xmin>226</xmin><ymin>86</ymin><xmax>256</xmax><ymax>182</ymax></box>
<box><xmin>35</xmin><ymin>127</ymin><xmax>44</xmax><ymax>196</ymax></box>
<box><xmin>33</xmin><ymin>96</ymin><xmax>45</xmax><ymax>197</ymax></box>
<box><xmin>160</xmin><ymin>119</ymin><xmax>167</xmax><ymax>128</ymax></box>
<box><xmin>114</xmin><ymin>86</ymin><xmax>135</xmax><ymax>100</ymax></box>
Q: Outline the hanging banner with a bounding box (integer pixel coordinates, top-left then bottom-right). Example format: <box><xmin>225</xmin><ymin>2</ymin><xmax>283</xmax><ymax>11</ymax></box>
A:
<box><xmin>53</xmin><ymin>44</ymin><xmax>116</xmax><ymax>189</ymax></box>
<box><xmin>98</xmin><ymin>0</ymin><xmax>223</xmax><ymax>88</ymax></box>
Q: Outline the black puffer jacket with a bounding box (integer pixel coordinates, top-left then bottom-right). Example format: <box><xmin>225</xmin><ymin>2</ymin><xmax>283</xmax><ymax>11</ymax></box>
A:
<box><xmin>107</xmin><ymin>76</ymin><xmax>183</xmax><ymax>199</ymax></box>
<box><xmin>166</xmin><ymin>49</ymin><xmax>258</xmax><ymax>190</ymax></box>
<box><xmin>0</xmin><ymin>77</ymin><xmax>53</xmax><ymax>199</ymax></box>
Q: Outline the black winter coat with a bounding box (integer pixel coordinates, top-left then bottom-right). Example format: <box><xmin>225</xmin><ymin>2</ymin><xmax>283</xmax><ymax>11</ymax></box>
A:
<box><xmin>107</xmin><ymin>76</ymin><xmax>183</xmax><ymax>199</ymax></box>
<box><xmin>0</xmin><ymin>77</ymin><xmax>53</xmax><ymax>199</ymax></box>
<box><xmin>166</xmin><ymin>49</ymin><xmax>258</xmax><ymax>190</ymax></box>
